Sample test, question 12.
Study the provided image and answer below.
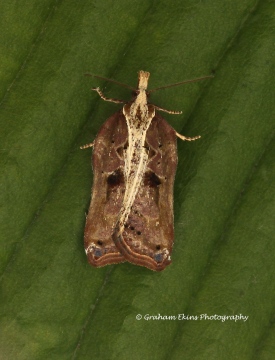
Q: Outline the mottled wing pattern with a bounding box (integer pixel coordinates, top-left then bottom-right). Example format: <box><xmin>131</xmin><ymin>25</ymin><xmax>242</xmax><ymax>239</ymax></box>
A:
<box><xmin>84</xmin><ymin>110</ymin><xmax>128</xmax><ymax>267</ymax></box>
<box><xmin>113</xmin><ymin>113</ymin><xmax>178</xmax><ymax>271</ymax></box>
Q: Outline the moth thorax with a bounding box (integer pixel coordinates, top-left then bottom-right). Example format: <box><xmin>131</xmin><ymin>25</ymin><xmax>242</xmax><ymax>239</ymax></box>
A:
<box><xmin>138</xmin><ymin>70</ymin><xmax>150</xmax><ymax>90</ymax></box>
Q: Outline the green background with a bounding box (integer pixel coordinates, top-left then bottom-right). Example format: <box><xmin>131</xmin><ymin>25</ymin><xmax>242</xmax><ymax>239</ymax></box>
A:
<box><xmin>0</xmin><ymin>0</ymin><xmax>274</xmax><ymax>359</ymax></box>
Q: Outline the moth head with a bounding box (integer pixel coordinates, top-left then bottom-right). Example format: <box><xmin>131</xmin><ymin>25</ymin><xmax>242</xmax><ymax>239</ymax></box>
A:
<box><xmin>138</xmin><ymin>70</ymin><xmax>150</xmax><ymax>88</ymax></box>
<box><xmin>131</xmin><ymin>89</ymin><xmax>150</xmax><ymax>100</ymax></box>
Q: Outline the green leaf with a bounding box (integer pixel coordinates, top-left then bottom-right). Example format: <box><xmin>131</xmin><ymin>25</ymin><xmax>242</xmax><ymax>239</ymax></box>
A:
<box><xmin>0</xmin><ymin>0</ymin><xmax>274</xmax><ymax>359</ymax></box>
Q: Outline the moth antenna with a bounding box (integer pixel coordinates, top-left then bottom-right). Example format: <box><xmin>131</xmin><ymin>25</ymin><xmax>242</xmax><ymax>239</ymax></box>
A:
<box><xmin>148</xmin><ymin>74</ymin><xmax>214</xmax><ymax>93</ymax></box>
<box><xmin>85</xmin><ymin>73</ymin><xmax>135</xmax><ymax>91</ymax></box>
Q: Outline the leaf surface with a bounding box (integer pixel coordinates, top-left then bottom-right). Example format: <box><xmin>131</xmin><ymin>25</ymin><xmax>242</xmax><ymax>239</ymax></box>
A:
<box><xmin>0</xmin><ymin>0</ymin><xmax>274</xmax><ymax>359</ymax></box>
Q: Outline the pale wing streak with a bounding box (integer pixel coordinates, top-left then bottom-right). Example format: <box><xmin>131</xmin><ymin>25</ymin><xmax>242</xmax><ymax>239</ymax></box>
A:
<box><xmin>119</xmin><ymin>133</ymin><xmax>147</xmax><ymax>228</ymax></box>
<box><xmin>117</xmin><ymin>100</ymin><xmax>155</xmax><ymax>234</ymax></box>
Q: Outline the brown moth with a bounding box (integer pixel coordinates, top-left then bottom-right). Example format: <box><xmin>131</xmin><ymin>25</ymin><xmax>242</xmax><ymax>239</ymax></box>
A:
<box><xmin>82</xmin><ymin>70</ymin><xmax>211</xmax><ymax>271</ymax></box>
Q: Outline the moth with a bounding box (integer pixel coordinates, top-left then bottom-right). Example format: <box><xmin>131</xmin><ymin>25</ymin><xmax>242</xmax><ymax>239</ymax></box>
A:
<box><xmin>82</xmin><ymin>70</ymin><xmax>212</xmax><ymax>271</ymax></box>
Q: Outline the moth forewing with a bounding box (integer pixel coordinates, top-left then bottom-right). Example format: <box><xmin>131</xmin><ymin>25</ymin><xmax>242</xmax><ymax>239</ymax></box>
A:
<box><xmin>84</xmin><ymin>111</ymin><xmax>127</xmax><ymax>266</ymax></box>
<box><xmin>112</xmin><ymin>114</ymin><xmax>178</xmax><ymax>271</ymax></box>
<box><xmin>110</xmin><ymin>71</ymin><xmax>177</xmax><ymax>271</ymax></box>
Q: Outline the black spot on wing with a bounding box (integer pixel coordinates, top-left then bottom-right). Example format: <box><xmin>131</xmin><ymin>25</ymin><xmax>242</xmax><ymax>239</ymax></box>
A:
<box><xmin>107</xmin><ymin>169</ymin><xmax>124</xmax><ymax>187</ymax></box>
<box><xmin>144</xmin><ymin>171</ymin><xmax>161</xmax><ymax>187</ymax></box>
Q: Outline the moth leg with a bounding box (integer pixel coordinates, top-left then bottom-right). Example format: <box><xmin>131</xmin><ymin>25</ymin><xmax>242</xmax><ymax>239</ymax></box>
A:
<box><xmin>80</xmin><ymin>141</ymin><xmax>94</xmax><ymax>149</ymax></box>
<box><xmin>154</xmin><ymin>105</ymin><xmax>182</xmax><ymax>115</ymax></box>
<box><xmin>92</xmin><ymin>87</ymin><xmax>124</xmax><ymax>104</ymax></box>
<box><xmin>176</xmin><ymin>132</ymin><xmax>201</xmax><ymax>141</ymax></box>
